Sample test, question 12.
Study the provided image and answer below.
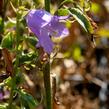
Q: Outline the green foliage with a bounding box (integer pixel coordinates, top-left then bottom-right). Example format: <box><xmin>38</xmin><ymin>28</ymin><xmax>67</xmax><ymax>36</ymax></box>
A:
<box><xmin>25</xmin><ymin>36</ymin><xmax>38</xmax><ymax>47</ymax></box>
<box><xmin>19</xmin><ymin>52</ymin><xmax>38</xmax><ymax>65</ymax></box>
<box><xmin>19</xmin><ymin>89</ymin><xmax>38</xmax><ymax>109</ymax></box>
<box><xmin>69</xmin><ymin>8</ymin><xmax>94</xmax><ymax>34</ymax></box>
<box><xmin>4</xmin><ymin>77</ymin><xmax>13</xmax><ymax>87</ymax></box>
<box><xmin>14</xmin><ymin>71</ymin><xmax>24</xmax><ymax>85</ymax></box>
<box><xmin>1</xmin><ymin>32</ymin><xmax>14</xmax><ymax>50</ymax></box>
<box><xmin>57</xmin><ymin>9</ymin><xmax>69</xmax><ymax>16</ymax></box>
<box><xmin>0</xmin><ymin>0</ymin><xmax>99</xmax><ymax>109</ymax></box>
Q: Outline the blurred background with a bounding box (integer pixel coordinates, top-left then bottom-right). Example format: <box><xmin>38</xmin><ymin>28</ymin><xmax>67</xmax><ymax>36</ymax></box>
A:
<box><xmin>1</xmin><ymin>0</ymin><xmax>109</xmax><ymax>109</ymax></box>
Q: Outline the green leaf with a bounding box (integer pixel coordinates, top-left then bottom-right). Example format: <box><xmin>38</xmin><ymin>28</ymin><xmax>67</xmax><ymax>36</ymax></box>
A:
<box><xmin>57</xmin><ymin>9</ymin><xmax>69</xmax><ymax>16</ymax></box>
<box><xmin>69</xmin><ymin>8</ymin><xmax>94</xmax><ymax>34</ymax></box>
<box><xmin>4</xmin><ymin>77</ymin><xmax>14</xmax><ymax>87</ymax></box>
<box><xmin>19</xmin><ymin>89</ymin><xmax>38</xmax><ymax>109</ymax></box>
<box><xmin>19</xmin><ymin>52</ymin><xmax>38</xmax><ymax>65</ymax></box>
<box><xmin>1</xmin><ymin>32</ymin><xmax>14</xmax><ymax>50</ymax></box>
<box><xmin>26</xmin><ymin>36</ymin><xmax>38</xmax><ymax>47</ymax></box>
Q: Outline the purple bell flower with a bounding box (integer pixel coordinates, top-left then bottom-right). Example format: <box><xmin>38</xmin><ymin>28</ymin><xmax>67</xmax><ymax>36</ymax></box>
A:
<box><xmin>26</xmin><ymin>9</ymin><xmax>69</xmax><ymax>54</ymax></box>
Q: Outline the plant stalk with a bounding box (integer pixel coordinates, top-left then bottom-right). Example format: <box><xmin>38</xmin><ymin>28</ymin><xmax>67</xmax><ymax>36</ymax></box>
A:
<box><xmin>43</xmin><ymin>0</ymin><xmax>52</xmax><ymax>109</ymax></box>
<box><xmin>45</xmin><ymin>0</ymin><xmax>50</xmax><ymax>12</ymax></box>
<box><xmin>43</xmin><ymin>62</ymin><xmax>52</xmax><ymax>109</ymax></box>
<box><xmin>8</xmin><ymin>0</ymin><xmax>20</xmax><ymax>108</ymax></box>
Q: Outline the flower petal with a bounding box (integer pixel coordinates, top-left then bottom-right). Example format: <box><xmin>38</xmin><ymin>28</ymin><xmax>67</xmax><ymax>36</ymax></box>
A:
<box><xmin>27</xmin><ymin>26</ymin><xmax>54</xmax><ymax>54</ymax></box>
<box><xmin>49</xmin><ymin>16</ymin><xmax>69</xmax><ymax>37</ymax></box>
<box><xmin>39</xmin><ymin>30</ymin><xmax>54</xmax><ymax>54</ymax></box>
<box><xmin>25</xmin><ymin>9</ymin><xmax>69</xmax><ymax>54</ymax></box>
<box><xmin>26</xmin><ymin>9</ymin><xmax>53</xmax><ymax>29</ymax></box>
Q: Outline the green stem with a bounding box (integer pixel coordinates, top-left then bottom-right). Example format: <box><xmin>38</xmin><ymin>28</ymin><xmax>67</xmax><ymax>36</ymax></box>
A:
<box><xmin>0</xmin><ymin>1</ymin><xmax>14</xmax><ymax>109</ymax></box>
<box><xmin>43</xmin><ymin>1</ymin><xmax>52</xmax><ymax>109</ymax></box>
<box><xmin>43</xmin><ymin>62</ymin><xmax>52</xmax><ymax>109</ymax></box>
<box><xmin>45</xmin><ymin>0</ymin><xmax>50</xmax><ymax>12</ymax></box>
<box><xmin>8</xmin><ymin>1</ymin><xmax>20</xmax><ymax>108</ymax></box>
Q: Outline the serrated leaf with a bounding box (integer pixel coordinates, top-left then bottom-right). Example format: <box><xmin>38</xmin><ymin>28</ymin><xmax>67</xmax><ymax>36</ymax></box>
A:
<box><xmin>57</xmin><ymin>9</ymin><xmax>69</xmax><ymax>16</ymax></box>
<box><xmin>69</xmin><ymin>8</ymin><xmax>94</xmax><ymax>34</ymax></box>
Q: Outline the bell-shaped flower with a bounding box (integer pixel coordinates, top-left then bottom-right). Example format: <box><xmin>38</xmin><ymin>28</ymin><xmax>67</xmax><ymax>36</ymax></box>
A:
<box><xmin>26</xmin><ymin>9</ymin><xmax>69</xmax><ymax>54</ymax></box>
